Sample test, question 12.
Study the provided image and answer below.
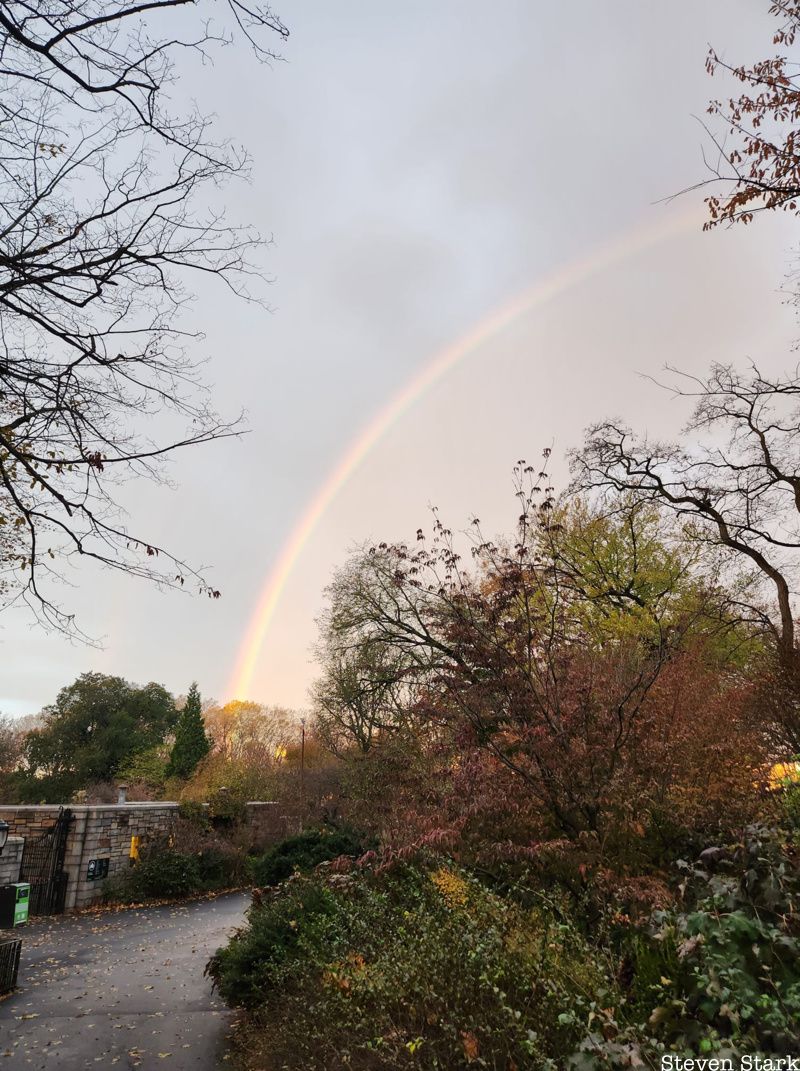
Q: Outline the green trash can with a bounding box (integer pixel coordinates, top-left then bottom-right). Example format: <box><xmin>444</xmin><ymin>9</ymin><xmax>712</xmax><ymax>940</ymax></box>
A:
<box><xmin>13</xmin><ymin>884</ymin><xmax>29</xmax><ymax>926</ymax></box>
<box><xmin>0</xmin><ymin>883</ymin><xmax>30</xmax><ymax>927</ymax></box>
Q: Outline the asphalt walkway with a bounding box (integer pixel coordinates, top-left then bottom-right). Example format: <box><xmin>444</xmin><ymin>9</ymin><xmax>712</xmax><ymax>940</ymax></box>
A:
<box><xmin>0</xmin><ymin>892</ymin><xmax>250</xmax><ymax>1070</ymax></box>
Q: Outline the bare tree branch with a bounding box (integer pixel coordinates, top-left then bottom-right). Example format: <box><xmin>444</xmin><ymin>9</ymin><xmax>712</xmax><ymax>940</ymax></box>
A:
<box><xmin>570</xmin><ymin>362</ymin><xmax>800</xmax><ymax>747</ymax></box>
<box><xmin>0</xmin><ymin>0</ymin><xmax>286</xmax><ymax>631</ymax></box>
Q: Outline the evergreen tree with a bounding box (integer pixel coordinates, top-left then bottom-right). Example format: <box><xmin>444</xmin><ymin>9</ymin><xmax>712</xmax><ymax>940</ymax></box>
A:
<box><xmin>167</xmin><ymin>683</ymin><xmax>211</xmax><ymax>779</ymax></box>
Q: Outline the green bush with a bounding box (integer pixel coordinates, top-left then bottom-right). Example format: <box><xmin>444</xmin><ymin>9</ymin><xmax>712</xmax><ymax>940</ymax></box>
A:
<box><xmin>208</xmin><ymin>825</ymin><xmax>800</xmax><ymax>1070</ymax></box>
<box><xmin>117</xmin><ymin>744</ymin><xmax>170</xmax><ymax>792</ymax></box>
<box><xmin>619</xmin><ymin>826</ymin><xmax>800</xmax><ymax>1060</ymax></box>
<box><xmin>251</xmin><ymin>825</ymin><xmax>372</xmax><ymax>888</ymax></box>
<box><xmin>782</xmin><ymin>781</ymin><xmax>800</xmax><ymax>835</ymax></box>
<box><xmin>106</xmin><ymin>842</ymin><xmax>202</xmax><ymax>902</ymax></box>
<box><xmin>207</xmin><ymin>787</ymin><xmax>247</xmax><ymax>823</ymax></box>
<box><xmin>208</xmin><ymin>862</ymin><xmax>614</xmax><ymax>1070</ymax></box>
<box><xmin>104</xmin><ymin>816</ymin><xmax>252</xmax><ymax>903</ymax></box>
<box><xmin>178</xmin><ymin>800</ymin><xmax>210</xmax><ymax>826</ymax></box>
<box><xmin>197</xmin><ymin>846</ymin><xmax>252</xmax><ymax>889</ymax></box>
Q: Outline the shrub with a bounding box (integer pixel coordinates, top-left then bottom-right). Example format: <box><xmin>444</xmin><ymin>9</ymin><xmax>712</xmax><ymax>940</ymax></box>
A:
<box><xmin>106</xmin><ymin>841</ymin><xmax>202</xmax><ymax>902</ymax></box>
<box><xmin>180</xmin><ymin>751</ymin><xmax>278</xmax><ymax>817</ymax></box>
<box><xmin>178</xmin><ymin>800</ymin><xmax>210</xmax><ymax>825</ymax></box>
<box><xmin>785</xmin><ymin>783</ymin><xmax>800</xmax><ymax>835</ymax></box>
<box><xmin>776</xmin><ymin>762</ymin><xmax>800</xmax><ymax>836</ymax></box>
<box><xmin>117</xmin><ymin>744</ymin><xmax>171</xmax><ymax>794</ymax></box>
<box><xmin>209</xmin><ymin>827</ymin><xmax>800</xmax><ymax>1070</ymax></box>
<box><xmin>624</xmin><ymin>826</ymin><xmax>800</xmax><ymax>1058</ymax></box>
<box><xmin>251</xmin><ymin>826</ymin><xmax>372</xmax><ymax>888</ymax></box>
<box><xmin>197</xmin><ymin>846</ymin><xmax>253</xmax><ymax>889</ymax></box>
<box><xmin>208</xmin><ymin>861</ymin><xmax>615</xmax><ymax>1070</ymax></box>
<box><xmin>105</xmin><ymin>817</ymin><xmax>251</xmax><ymax>903</ymax></box>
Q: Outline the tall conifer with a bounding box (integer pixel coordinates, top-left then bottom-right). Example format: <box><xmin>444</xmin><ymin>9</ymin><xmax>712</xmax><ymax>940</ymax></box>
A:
<box><xmin>167</xmin><ymin>682</ymin><xmax>211</xmax><ymax>779</ymax></box>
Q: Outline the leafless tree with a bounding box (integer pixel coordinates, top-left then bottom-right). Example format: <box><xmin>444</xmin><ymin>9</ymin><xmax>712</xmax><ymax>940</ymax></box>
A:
<box><xmin>0</xmin><ymin>713</ymin><xmax>24</xmax><ymax>773</ymax></box>
<box><xmin>0</xmin><ymin>1</ymin><xmax>287</xmax><ymax>632</ymax></box>
<box><xmin>311</xmin><ymin>632</ymin><xmax>416</xmax><ymax>758</ymax></box>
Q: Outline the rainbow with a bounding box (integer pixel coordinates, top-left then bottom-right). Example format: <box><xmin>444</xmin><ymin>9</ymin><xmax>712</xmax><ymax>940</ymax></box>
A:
<box><xmin>228</xmin><ymin>206</ymin><xmax>699</xmax><ymax>700</ymax></box>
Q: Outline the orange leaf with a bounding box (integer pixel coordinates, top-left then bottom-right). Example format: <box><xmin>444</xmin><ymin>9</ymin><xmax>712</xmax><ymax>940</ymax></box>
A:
<box><xmin>461</xmin><ymin>1032</ymin><xmax>479</xmax><ymax>1062</ymax></box>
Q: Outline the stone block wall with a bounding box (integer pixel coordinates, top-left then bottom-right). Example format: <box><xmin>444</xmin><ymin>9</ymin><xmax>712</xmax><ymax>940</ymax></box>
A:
<box><xmin>0</xmin><ymin>806</ymin><xmax>63</xmax><ymax>843</ymax></box>
<box><xmin>0</xmin><ymin>799</ymin><xmax>291</xmax><ymax>910</ymax></box>
<box><xmin>0</xmin><ymin>838</ymin><xmax>23</xmax><ymax>886</ymax></box>
<box><xmin>0</xmin><ymin>803</ymin><xmax>179</xmax><ymax>910</ymax></box>
<box><xmin>65</xmin><ymin>804</ymin><xmax>179</xmax><ymax>909</ymax></box>
<box><xmin>243</xmin><ymin>802</ymin><xmax>294</xmax><ymax>850</ymax></box>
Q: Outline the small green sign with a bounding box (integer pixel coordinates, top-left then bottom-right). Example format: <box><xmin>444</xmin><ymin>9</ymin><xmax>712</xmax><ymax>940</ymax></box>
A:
<box><xmin>13</xmin><ymin>884</ymin><xmax>29</xmax><ymax>926</ymax></box>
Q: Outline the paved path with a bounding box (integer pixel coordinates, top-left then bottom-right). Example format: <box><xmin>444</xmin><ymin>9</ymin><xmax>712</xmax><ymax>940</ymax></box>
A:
<box><xmin>0</xmin><ymin>892</ymin><xmax>250</xmax><ymax>1071</ymax></box>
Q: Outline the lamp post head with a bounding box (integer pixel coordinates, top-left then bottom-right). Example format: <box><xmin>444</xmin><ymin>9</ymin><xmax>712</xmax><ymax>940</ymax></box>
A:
<box><xmin>0</xmin><ymin>819</ymin><xmax>9</xmax><ymax>855</ymax></box>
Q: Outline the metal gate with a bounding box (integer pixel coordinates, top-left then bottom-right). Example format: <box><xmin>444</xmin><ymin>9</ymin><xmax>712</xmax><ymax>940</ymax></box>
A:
<box><xmin>19</xmin><ymin>808</ymin><xmax>73</xmax><ymax>916</ymax></box>
<box><xmin>0</xmin><ymin>938</ymin><xmax>21</xmax><ymax>994</ymax></box>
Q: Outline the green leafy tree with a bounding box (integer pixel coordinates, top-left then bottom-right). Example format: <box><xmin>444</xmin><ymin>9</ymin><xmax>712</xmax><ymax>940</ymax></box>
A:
<box><xmin>0</xmin><ymin>715</ymin><xmax>25</xmax><ymax>799</ymax></box>
<box><xmin>117</xmin><ymin>744</ymin><xmax>171</xmax><ymax>795</ymax></box>
<box><xmin>572</xmin><ymin>365</ymin><xmax>800</xmax><ymax>750</ymax></box>
<box><xmin>22</xmin><ymin>673</ymin><xmax>177</xmax><ymax>801</ymax></box>
<box><xmin>538</xmin><ymin>497</ymin><xmax>764</xmax><ymax>666</ymax></box>
<box><xmin>167</xmin><ymin>683</ymin><xmax>211</xmax><ymax>780</ymax></box>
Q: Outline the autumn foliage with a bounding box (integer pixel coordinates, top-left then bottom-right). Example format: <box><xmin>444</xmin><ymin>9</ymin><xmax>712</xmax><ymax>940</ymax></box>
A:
<box><xmin>309</xmin><ymin>469</ymin><xmax>771</xmax><ymax>887</ymax></box>
<box><xmin>705</xmin><ymin>2</ymin><xmax>800</xmax><ymax>225</ymax></box>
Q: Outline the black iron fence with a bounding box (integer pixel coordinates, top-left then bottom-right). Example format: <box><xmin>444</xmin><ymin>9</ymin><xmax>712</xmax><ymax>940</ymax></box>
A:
<box><xmin>0</xmin><ymin>937</ymin><xmax>21</xmax><ymax>995</ymax></box>
<box><xmin>20</xmin><ymin>808</ymin><xmax>72</xmax><ymax>916</ymax></box>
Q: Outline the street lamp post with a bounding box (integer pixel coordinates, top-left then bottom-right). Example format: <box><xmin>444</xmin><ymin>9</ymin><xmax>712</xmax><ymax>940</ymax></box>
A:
<box><xmin>300</xmin><ymin>717</ymin><xmax>306</xmax><ymax>801</ymax></box>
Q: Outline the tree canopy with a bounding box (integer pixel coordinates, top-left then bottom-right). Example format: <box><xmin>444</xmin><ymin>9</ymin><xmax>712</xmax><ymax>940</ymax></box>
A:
<box><xmin>21</xmin><ymin>671</ymin><xmax>176</xmax><ymax>800</ymax></box>
<box><xmin>571</xmin><ymin>365</ymin><xmax>800</xmax><ymax>749</ymax></box>
<box><xmin>310</xmin><ymin>473</ymin><xmax>766</xmax><ymax>841</ymax></box>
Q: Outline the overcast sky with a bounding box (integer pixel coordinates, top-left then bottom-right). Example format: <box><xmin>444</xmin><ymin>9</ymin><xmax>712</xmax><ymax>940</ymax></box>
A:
<box><xmin>1</xmin><ymin>1</ymin><xmax>796</xmax><ymax>716</ymax></box>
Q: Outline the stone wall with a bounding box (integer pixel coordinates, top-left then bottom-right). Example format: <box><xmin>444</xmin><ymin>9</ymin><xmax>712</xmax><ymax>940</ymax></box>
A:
<box><xmin>244</xmin><ymin>802</ymin><xmax>298</xmax><ymax>850</ymax></box>
<box><xmin>65</xmin><ymin>804</ymin><xmax>178</xmax><ymax>909</ymax></box>
<box><xmin>0</xmin><ymin>804</ymin><xmax>179</xmax><ymax>909</ymax></box>
<box><xmin>0</xmin><ymin>800</ymin><xmax>290</xmax><ymax>910</ymax></box>
<box><xmin>0</xmin><ymin>806</ymin><xmax>62</xmax><ymax>844</ymax></box>
<box><xmin>0</xmin><ymin>837</ymin><xmax>23</xmax><ymax>886</ymax></box>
